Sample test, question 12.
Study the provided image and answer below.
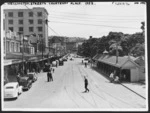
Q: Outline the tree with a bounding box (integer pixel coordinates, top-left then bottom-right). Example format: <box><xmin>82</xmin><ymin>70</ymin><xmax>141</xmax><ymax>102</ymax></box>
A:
<box><xmin>130</xmin><ymin>43</ymin><xmax>145</xmax><ymax>57</ymax></box>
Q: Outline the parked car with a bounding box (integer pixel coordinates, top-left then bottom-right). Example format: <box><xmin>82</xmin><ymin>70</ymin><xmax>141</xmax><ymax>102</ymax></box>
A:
<box><xmin>4</xmin><ymin>82</ymin><xmax>22</xmax><ymax>99</ymax></box>
<box><xmin>19</xmin><ymin>76</ymin><xmax>32</xmax><ymax>90</ymax></box>
<box><xmin>59</xmin><ymin>59</ymin><xmax>64</xmax><ymax>66</ymax></box>
<box><xmin>27</xmin><ymin>72</ymin><xmax>37</xmax><ymax>82</ymax></box>
<box><xmin>62</xmin><ymin>57</ymin><xmax>67</xmax><ymax>61</ymax></box>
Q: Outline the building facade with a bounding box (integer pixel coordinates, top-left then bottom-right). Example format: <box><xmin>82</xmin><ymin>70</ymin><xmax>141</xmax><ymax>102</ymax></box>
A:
<box><xmin>4</xmin><ymin>7</ymin><xmax>48</xmax><ymax>52</ymax></box>
<box><xmin>3</xmin><ymin>30</ymin><xmax>35</xmax><ymax>59</ymax></box>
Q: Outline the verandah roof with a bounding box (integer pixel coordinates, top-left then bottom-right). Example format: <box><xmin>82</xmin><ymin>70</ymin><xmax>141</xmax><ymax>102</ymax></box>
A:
<box><xmin>93</xmin><ymin>54</ymin><xmax>139</xmax><ymax>69</ymax></box>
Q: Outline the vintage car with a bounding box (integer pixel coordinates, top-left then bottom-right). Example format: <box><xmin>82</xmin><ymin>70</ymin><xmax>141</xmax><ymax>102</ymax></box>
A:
<box><xmin>62</xmin><ymin>57</ymin><xmax>67</xmax><ymax>61</ymax></box>
<box><xmin>27</xmin><ymin>72</ymin><xmax>37</xmax><ymax>82</ymax></box>
<box><xmin>4</xmin><ymin>82</ymin><xmax>22</xmax><ymax>99</ymax></box>
<box><xmin>83</xmin><ymin>58</ymin><xmax>89</xmax><ymax>64</ymax></box>
<box><xmin>59</xmin><ymin>59</ymin><xmax>64</xmax><ymax>66</ymax></box>
<box><xmin>19</xmin><ymin>76</ymin><xmax>32</xmax><ymax>90</ymax></box>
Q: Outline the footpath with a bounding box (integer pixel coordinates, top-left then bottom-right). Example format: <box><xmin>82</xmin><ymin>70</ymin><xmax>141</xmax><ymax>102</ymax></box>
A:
<box><xmin>89</xmin><ymin>65</ymin><xmax>146</xmax><ymax>99</ymax></box>
<box><xmin>121</xmin><ymin>81</ymin><xmax>146</xmax><ymax>98</ymax></box>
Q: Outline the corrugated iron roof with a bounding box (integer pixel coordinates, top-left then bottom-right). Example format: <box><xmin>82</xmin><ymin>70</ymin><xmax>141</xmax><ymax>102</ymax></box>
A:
<box><xmin>134</xmin><ymin>56</ymin><xmax>145</xmax><ymax>66</ymax></box>
<box><xmin>94</xmin><ymin>54</ymin><xmax>140</xmax><ymax>68</ymax></box>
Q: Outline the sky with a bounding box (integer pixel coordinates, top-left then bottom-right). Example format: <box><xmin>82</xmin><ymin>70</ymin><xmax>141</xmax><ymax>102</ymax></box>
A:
<box><xmin>2</xmin><ymin>2</ymin><xmax>146</xmax><ymax>39</ymax></box>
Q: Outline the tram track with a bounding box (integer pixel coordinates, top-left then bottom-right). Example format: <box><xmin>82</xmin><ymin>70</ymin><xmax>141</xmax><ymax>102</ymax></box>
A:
<box><xmin>71</xmin><ymin>64</ymin><xmax>97</xmax><ymax>108</ymax></box>
<box><xmin>77</xmin><ymin>65</ymin><xmax>140</xmax><ymax>108</ymax></box>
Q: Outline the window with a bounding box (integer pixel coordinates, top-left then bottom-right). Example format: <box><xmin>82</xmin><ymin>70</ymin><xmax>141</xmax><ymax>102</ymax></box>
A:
<box><xmin>29</xmin><ymin>27</ymin><xmax>34</xmax><ymax>32</ymax></box>
<box><xmin>9</xmin><ymin>27</ymin><xmax>13</xmax><ymax>32</ymax></box>
<box><xmin>18</xmin><ymin>12</ymin><xmax>23</xmax><ymax>17</ymax></box>
<box><xmin>6</xmin><ymin>86</ymin><xmax>14</xmax><ymax>89</ymax></box>
<box><xmin>38</xmin><ymin>34</ymin><xmax>43</xmax><ymax>38</ymax></box>
<box><xmin>18</xmin><ymin>20</ymin><xmax>23</xmax><ymax>24</ymax></box>
<box><xmin>37</xmin><ymin>12</ymin><xmax>42</xmax><ymax>17</ymax></box>
<box><xmin>19</xmin><ymin>27</ymin><xmax>23</xmax><ymax>32</ymax></box>
<box><xmin>8</xmin><ymin>20</ymin><xmax>13</xmax><ymax>24</ymax></box>
<box><xmin>6</xmin><ymin>41</ymin><xmax>10</xmax><ymax>52</ymax></box>
<box><xmin>29</xmin><ymin>19</ymin><xmax>34</xmax><ymax>24</ymax></box>
<box><xmin>11</xmin><ymin>42</ymin><xmax>15</xmax><ymax>52</ymax></box>
<box><xmin>8</xmin><ymin>12</ymin><xmax>13</xmax><ymax>17</ymax></box>
<box><xmin>37</xmin><ymin>27</ymin><xmax>42</xmax><ymax>32</ymax></box>
<box><xmin>29</xmin><ymin>12</ymin><xmax>33</xmax><ymax>17</ymax></box>
<box><xmin>38</xmin><ymin>19</ymin><xmax>42</xmax><ymax>24</ymax></box>
<box><xmin>16</xmin><ymin>43</ymin><xmax>20</xmax><ymax>52</ymax></box>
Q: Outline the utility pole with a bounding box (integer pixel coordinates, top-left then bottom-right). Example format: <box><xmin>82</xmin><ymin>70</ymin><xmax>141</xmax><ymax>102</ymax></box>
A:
<box><xmin>19</xmin><ymin>32</ymin><xmax>24</xmax><ymax>75</ymax></box>
<box><xmin>42</xmin><ymin>38</ymin><xmax>43</xmax><ymax>59</ymax></box>
<box><xmin>116</xmin><ymin>42</ymin><xmax>119</xmax><ymax>64</ymax></box>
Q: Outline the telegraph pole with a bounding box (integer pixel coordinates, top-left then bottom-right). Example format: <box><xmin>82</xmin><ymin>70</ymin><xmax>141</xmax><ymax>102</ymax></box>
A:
<box><xmin>19</xmin><ymin>32</ymin><xmax>24</xmax><ymax>75</ymax></box>
<box><xmin>116</xmin><ymin>42</ymin><xmax>118</xmax><ymax>64</ymax></box>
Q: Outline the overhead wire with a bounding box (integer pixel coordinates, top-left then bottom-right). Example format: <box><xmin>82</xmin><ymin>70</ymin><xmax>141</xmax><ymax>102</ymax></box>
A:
<box><xmin>49</xmin><ymin>20</ymin><xmax>140</xmax><ymax>29</ymax></box>
<box><xmin>49</xmin><ymin>13</ymin><xmax>144</xmax><ymax>21</ymax></box>
<box><xmin>49</xmin><ymin>15</ymin><xmax>143</xmax><ymax>23</ymax></box>
<box><xmin>49</xmin><ymin>10</ymin><xmax>144</xmax><ymax>18</ymax></box>
<box><xmin>24</xmin><ymin>5</ymin><xmax>142</xmax><ymax>34</ymax></box>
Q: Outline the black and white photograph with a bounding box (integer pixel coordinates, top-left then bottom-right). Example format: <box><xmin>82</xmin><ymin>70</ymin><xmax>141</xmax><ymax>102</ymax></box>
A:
<box><xmin>1</xmin><ymin>1</ymin><xmax>148</xmax><ymax>111</ymax></box>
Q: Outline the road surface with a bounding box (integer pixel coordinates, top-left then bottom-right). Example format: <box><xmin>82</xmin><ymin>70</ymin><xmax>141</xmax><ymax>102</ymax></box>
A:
<box><xmin>3</xmin><ymin>57</ymin><xmax>146</xmax><ymax>110</ymax></box>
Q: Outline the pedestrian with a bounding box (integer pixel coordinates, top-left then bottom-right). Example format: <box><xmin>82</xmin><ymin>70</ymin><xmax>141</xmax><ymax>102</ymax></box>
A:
<box><xmin>109</xmin><ymin>71</ymin><xmax>114</xmax><ymax>83</ymax></box>
<box><xmin>84</xmin><ymin>76</ymin><xmax>89</xmax><ymax>92</ymax></box>
<box><xmin>84</xmin><ymin>62</ymin><xmax>87</xmax><ymax>67</ymax></box>
<box><xmin>52</xmin><ymin>68</ymin><xmax>55</xmax><ymax>73</ymax></box>
<box><xmin>16</xmin><ymin>73</ymin><xmax>20</xmax><ymax>84</ymax></box>
<box><xmin>114</xmin><ymin>76</ymin><xmax>119</xmax><ymax>83</ymax></box>
<box><xmin>50</xmin><ymin>71</ymin><xmax>53</xmax><ymax>81</ymax></box>
<box><xmin>47</xmin><ymin>70</ymin><xmax>51</xmax><ymax>82</ymax></box>
<box><xmin>82</xmin><ymin>60</ymin><xmax>83</xmax><ymax>64</ymax></box>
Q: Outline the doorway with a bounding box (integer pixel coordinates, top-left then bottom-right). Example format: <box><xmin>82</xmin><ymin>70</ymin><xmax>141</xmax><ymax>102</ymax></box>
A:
<box><xmin>121</xmin><ymin>69</ymin><xmax>131</xmax><ymax>82</ymax></box>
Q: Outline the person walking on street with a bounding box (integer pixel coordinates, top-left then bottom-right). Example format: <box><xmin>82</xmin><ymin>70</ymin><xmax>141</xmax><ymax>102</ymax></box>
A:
<box><xmin>84</xmin><ymin>76</ymin><xmax>89</xmax><ymax>92</ymax></box>
<box><xmin>47</xmin><ymin>70</ymin><xmax>51</xmax><ymax>82</ymax></box>
<box><xmin>50</xmin><ymin>71</ymin><xmax>53</xmax><ymax>81</ymax></box>
<box><xmin>52</xmin><ymin>68</ymin><xmax>55</xmax><ymax>73</ymax></box>
<box><xmin>85</xmin><ymin>62</ymin><xmax>87</xmax><ymax>68</ymax></box>
<box><xmin>16</xmin><ymin>73</ymin><xmax>20</xmax><ymax>84</ymax></box>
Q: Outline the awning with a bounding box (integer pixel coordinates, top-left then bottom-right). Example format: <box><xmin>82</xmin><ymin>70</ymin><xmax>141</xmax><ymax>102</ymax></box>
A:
<box><xmin>4</xmin><ymin>59</ymin><xmax>23</xmax><ymax>66</ymax></box>
<box><xmin>6</xmin><ymin>52</ymin><xmax>36</xmax><ymax>60</ymax></box>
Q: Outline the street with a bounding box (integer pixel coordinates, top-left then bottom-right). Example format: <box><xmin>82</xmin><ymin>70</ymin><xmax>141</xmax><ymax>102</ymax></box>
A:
<box><xmin>3</xmin><ymin>57</ymin><xmax>146</xmax><ymax>110</ymax></box>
